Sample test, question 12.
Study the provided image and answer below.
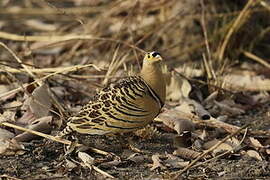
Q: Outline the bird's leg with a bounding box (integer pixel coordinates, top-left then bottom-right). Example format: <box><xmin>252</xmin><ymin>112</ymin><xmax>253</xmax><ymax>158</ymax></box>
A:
<box><xmin>121</xmin><ymin>132</ymin><xmax>145</xmax><ymax>153</ymax></box>
<box><xmin>63</xmin><ymin>135</ymin><xmax>79</xmax><ymax>156</ymax></box>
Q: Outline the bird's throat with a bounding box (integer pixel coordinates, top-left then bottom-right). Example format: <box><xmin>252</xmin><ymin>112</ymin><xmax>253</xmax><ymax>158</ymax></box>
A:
<box><xmin>140</xmin><ymin>62</ymin><xmax>166</xmax><ymax>104</ymax></box>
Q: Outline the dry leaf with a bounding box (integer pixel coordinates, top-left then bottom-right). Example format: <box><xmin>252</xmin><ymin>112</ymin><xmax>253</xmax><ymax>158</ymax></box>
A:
<box><xmin>0</xmin><ymin>84</ymin><xmax>17</xmax><ymax>101</ymax></box>
<box><xmin>203</xmin><ymin>139</ymin><xmax>239</xmax><ymax>156</ymax></box>
<box><xmin>150</xmin><ymin>154</ymin><xmax>166</xmax><ymax>171</ymax></box>
<box><xmin>203</xmin><ymin>91</ymin><xmax>219</xmax><ymax>105</ymax></box>
<box><xmin>175</xmin><ymin>99</ymin><xmax>211</xmax><ymax>120</ymax></box>
<box><xmin>173</xmin><ymin>119</ymin><xmax>195</xmax><ymax>135</ymax></box>
<box><xmin>158</xmin><ymin>108</ymin><xmax>195</xmax><ymax>134</ymax></box>
<box><xmin>0</xmin><ymin>128</ymin><xmax>15</xmax><ymax>141</ymax></box>
<box><xmin>65</xmin><ymin>159</ymin><xmax>78</xmax><ymax>170</ymax></box>
<box><xmin>214</xmin><ymin>100</ymin><xmax>245</xmax><ymax>116</ymax></box>
<box><xmin>14</xmin><ymin>116</ymin><xmax>53</xmax><ymax>142</ymax></box>
<box><xmin>28</xmin><ymin>84</ymin><xmax>51</xmax><ymax>118</ymax></box>
<box><xmin>216</xmin><ymin>115</ymin><xmax>228</xmax><ymax>122</ymax></box>
<box><xmin>266</xmin><ymin>149</ymin><xmax>270</xmax><ymax>155</ymax></box>
<box><xmin>127</xmin><ymin>154</ymin><xmax>147</xmax><ymax>164</ymax></box>
<box><xmin>164</xmin><ymin>154</ymin><xmax>189</xmax><ymax>168</ymax></box>
<box><xmin>249</xmin><ymin>137</ymin><xmax>264</xmax><ymax>149</ymax></box>
<box><xmin>212</xmin><ymin>143</ymin><xmax>233</xmax><ymax>155</ymax></box>
<box><xmin>197</xmin><ymin>129</ymin><xmax>207</xmax><ymax>141</ymax></box>
<box><xmin>18</xmin><ymin>84</ymin><xmax>51</xmax><ymax>125</ymax></box>
<box><xmin>173</xmin><ymin>147</ymin><xmax>201</xmax><ymax>159</ymax></box>
<box><xmin>78</xmin><ymin>152</ymin><xmax>95</xmax><ymax>166</ymax></box>
<box><xmin>165</xmin><ymin>71</ymin><xmax>191</xmax><ymax>101</ymax></box>
<box><xmin>16</xmin><ymin>110</ymin><xmax>35</xmax><ymax>127</ymax></box>
<box><xmin>99</xmin><ymin>160</ymin><xmax>121</xmax><ymax>169</ymax></box>
<box><xmin>222</xmin><ymin>74</ymin><xmax>270</xmax><ymax>91</ymax></box>
<box><xmin>2</xmin><ymin>101</ymin><xmax>23</xmax><ymax>109</ymax></box>
<box><xmin>0</xmin><ymin>110</ymin><xmax>16</xmax><ymax>123</ymax></box>
<box><xmin>246</xmin><ymin>150</ymin><xmax>263</xmax><ymax>161</ymax></box>
<box><xmin>191</xmin><ymin>99</ymin><xmax>211</xmax><ymax>120</ymax></box>
<box><xmin>251</xmin><ymin>92</ymin><xmax>270</xmax><ymax>104</ymax></box>
<box><xmin>0</xmin><ymin>139</ymin><xmax>25</xmax><ymax>155</ymax></box>
<box><xmin>174</xmin><ymin>131</ymin><xmax>192</xmax><ymax>148</ymax></box>
<box><xmin>173</xmin><ymin>66</ymin><xmax>203</xmax><ymax>78</ymax></box>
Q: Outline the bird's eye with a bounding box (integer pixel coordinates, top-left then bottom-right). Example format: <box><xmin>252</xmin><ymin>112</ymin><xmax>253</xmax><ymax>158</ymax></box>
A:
<box><xmin>148</xmin><ymin>55</ymin><xmax>151</xmax><ymax>59</ymax></box>
<box><xmin>152</xmin><ymin>52</ymin><xmax>160</xmax><ymax>57</ymax></box>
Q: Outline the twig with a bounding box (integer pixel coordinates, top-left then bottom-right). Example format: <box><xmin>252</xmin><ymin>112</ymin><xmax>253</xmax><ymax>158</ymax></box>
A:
<box><xmin>0</xmin><ymin>6</ymin><xmax>102</xmax><ymax>15</ymax></box>
<box><xmin>0</xmin><ymin>31</ymin><xmax>145</xmax><ymax>53</ymax></box>
<box><xmin>0</xmin><ymin>174</ymin><xmax>22</xmax><ymax>180</ymax></box>
<box><xmin>0</xmin><ymin>64</ymin><xmax>101</xmax><ymax>99</ymax></box>
<box><xmin>0</xmin><ymin>42</ymin><xmax>40</xmax><ymax>85</ymax></box>
<box><xmin>243</xmin><ymin>51</ymin><xmax>270</xmax><ymax>69</ymax></box>
<box><xmin>0</xmin><ymin>122</ymin><xmax>109</xmax><ymax>156</ymax></box>
<box><xmin>92</xmin><ymin>165</ymin><xmax>115</xmax><ymax>179</ymax></box>
<box><xmin>260</xmin><ymin>1</ymin><xmax>270</xmax><ymax>11</ymax></box>
<box><xmin>196</xmin><ymin>118</ymin><xmax>240</xmax><ymax>134</ymax></box>
<box><xmin>200</xmin><ymin>0</ymin><xmax>212</xmax><ymax>63</ymax></box>
<box><xmin>190</xmin><ymin>128</ymin><xmax>248</xmax><ymax>170</ymax></box>
<box><xmin>217</xmin><ymin>0</ymin><xmax>259</xmax><ymax>61</ymax></box>
<box><xmin>172</xmin><ymin>123</ymin><xmax>250</xmax><ymax>179</ymax></box>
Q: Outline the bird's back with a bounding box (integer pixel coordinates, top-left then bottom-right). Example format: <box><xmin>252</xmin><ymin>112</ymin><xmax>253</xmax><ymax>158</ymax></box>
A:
<box><xmin>64</xmin><ymin>76</ymin><xmax>163</xmax><ymax>135</ymax></box>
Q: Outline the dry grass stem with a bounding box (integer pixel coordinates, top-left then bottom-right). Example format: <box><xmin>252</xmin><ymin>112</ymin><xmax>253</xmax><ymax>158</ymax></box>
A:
<box><xmin>0</xmin><ymin>64</ymin><xmax>101</xmax><ymax>99</ymax></box>
<box><xmin>0</xmin><ymin>122</ymin><xmax>110</xmax><ymax>156</ymax></box>
<box><xmin>190</xmin><ymin>128</ymin><xmax>248</xmax><ymax>170</ymax></box>
<box><xmin>92</xmin><ymin>165</ymin><xmax>115</xmax><ymax>179</ymax></box>
<box><xmin>260</xmin><ymin>1</ymin><xmax>270</xmax><ymax>11</ymax></box>
<box><xmin>0</xmin><ymin>31</ymin><xmax>145</xmax><ymax>53</ymax></box>
<box><xmin>173</xmin><ymin>123</ymin><xmax>250</xmax><ymax>179</ymax></box>
<box><xmin>243</xmin><ymin>51</ymin><xmax>270</xmax><ymax>69</ymax></box>
<box><xmin>218</xmin><ymin>0</ymin><xmax>260</xmax><ymax>61</ymax></box>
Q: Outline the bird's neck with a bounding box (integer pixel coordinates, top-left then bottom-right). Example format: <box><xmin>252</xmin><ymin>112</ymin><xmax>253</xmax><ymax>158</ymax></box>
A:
<box><xmin>140</xmin><ymin>62</ymin><xmax>166</xmax><ymax>104</ymax></box>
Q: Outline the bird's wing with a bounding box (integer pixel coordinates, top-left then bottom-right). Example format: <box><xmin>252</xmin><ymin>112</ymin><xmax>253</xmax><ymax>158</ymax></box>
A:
<box><xmin>67</xmin><ymin>76</ymin><xmax>161</xmax><ymax>135</ymax></box>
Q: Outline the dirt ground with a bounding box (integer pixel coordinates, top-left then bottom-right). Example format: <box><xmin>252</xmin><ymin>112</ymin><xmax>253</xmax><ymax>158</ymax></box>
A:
<box><xmin>0</xmin><ymin>102</ymin><xmax>269</xmax><ymax>179</ymax></box>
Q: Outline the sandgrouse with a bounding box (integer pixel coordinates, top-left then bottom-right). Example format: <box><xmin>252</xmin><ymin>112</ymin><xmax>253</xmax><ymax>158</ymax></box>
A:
<box><xmin>59</xmin><ymin>51</ymin><xmax>166</xmax><ymax>136</ymax></box>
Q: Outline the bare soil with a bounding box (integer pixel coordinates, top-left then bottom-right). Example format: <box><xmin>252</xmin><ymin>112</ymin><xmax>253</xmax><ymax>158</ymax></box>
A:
<box><xmin>1</xmin><ymin>103</ymin><xmax>269</xmax><ymax>179</ymax></box>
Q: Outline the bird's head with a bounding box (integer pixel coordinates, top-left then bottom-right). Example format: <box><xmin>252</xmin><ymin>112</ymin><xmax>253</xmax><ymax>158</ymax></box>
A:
<box><xmin>143</xmin><ymin>51</ymin><xmax>162</xmax><ymax>64</ymax></box>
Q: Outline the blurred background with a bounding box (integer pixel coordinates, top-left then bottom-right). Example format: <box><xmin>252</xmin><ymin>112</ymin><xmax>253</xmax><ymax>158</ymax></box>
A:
<box><xmin>0</xmin><ymin>0</ymin><xmax>270</xmax><ymax>179</ymax></box>
<box><xmin>0</xmin><ymin>0</ymin><xmax>269</xmax><ymax>90</ymax></box>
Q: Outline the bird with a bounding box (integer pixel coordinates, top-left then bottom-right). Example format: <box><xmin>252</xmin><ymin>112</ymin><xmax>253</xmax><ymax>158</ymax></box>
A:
<box><xmin>58</xmin><ymin>51</ymin><xmax>166</xmax><ymax>137</ymax></box>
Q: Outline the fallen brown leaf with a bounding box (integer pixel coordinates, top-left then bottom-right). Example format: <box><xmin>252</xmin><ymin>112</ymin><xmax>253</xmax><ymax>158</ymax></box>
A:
<box><xmin>78</xmin><ymin>152</ymin><xmax>95</xmax><ymax>166</ymax></box>
<box><xmin>65</xmin><ymin>159</ymin><xmax>78</xmax><ymax>170</ymax></box>
<box><xmin>150</xmin><ymin>154</ymin><xmax>166</xmax><ymax>171</ymax></box>
<box><xmin>222</xmin><ymin>74</ymin><xmax>270</xmax><ymax>91</ymax></box>
<box><xmin>174</xmin><ymin>131</ymin><xmax>192</xmax><ymax>148</ymax></box>
<box><xmin>0</xmin><ymin>110</ymin><xmax>16</xmax><ymax>123</ymax></box>
<box><xmin>165</xmin><ymin>71</ymin><xmax>191</xmax><ymax>101</ymax></box>
<box><xmin>0</xmin><ymin>84</ymin><xmax>17</xmax><ymax>101</ymax></box>
<box><xmin>157</xmin><ymin>105</ymin><xmax>195</xmax><ymax>134</ymax></box>
<box><xmin>13</xmin><ymin>116</ymin><xmax>53</xmax><ymax>142</ymax></box>
<box><xmin>99</xmin><ymin>160</ymin><xmax>121</xmax><ymax>169</ymax></box>
<box><xmin>203</xmin><ymin>138</ymin><xmax>240</xmax><ymax>156</ymax></box>
<box><xmin>213</xmin><ymin>100</ymin><xmax>245</xmax><ymax>116</ymax></box>
<box><xmin>164</xmin><ymin>154</ymin><xmax>189</xmax><ymax>168</ymax></box>
<box><xmin>2</xmin><ymin>101</ymin><xmax>23</xmax><ymax>109</ymax></box>
<box><xmin>173</xmin><ymin>147</ymin><xmax>202</xmax><ymax>160</ymax></box>
<box><xmin>0</xmin><ymin>128</ymin><xmax>15</xmax><ymax>141</ymax></box>
<box><xmin>246</xmin><ymin>150</ymin><xmax>263</xmax><ymax>161</ymax></box>
<box><xmin>0</xmin><ymin>139</ymin><xmax>25</xmax><ymax>155</ymax></box>
<box><xmin>28</xmin><ymin>84</ymin><xmax>51</xmax><ymax>118</ymax></box>
<box><xmin>249</xmin><ymin>137</ymin><xmax>264</xmax><ymax>149</ymax></box>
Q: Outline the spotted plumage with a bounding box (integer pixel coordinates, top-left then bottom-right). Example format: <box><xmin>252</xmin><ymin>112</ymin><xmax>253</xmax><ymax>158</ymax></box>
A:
<box><xmin>59</xmin><ymin>51</ymin><xmax>166</xmax><ymax>136</ymax></box>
